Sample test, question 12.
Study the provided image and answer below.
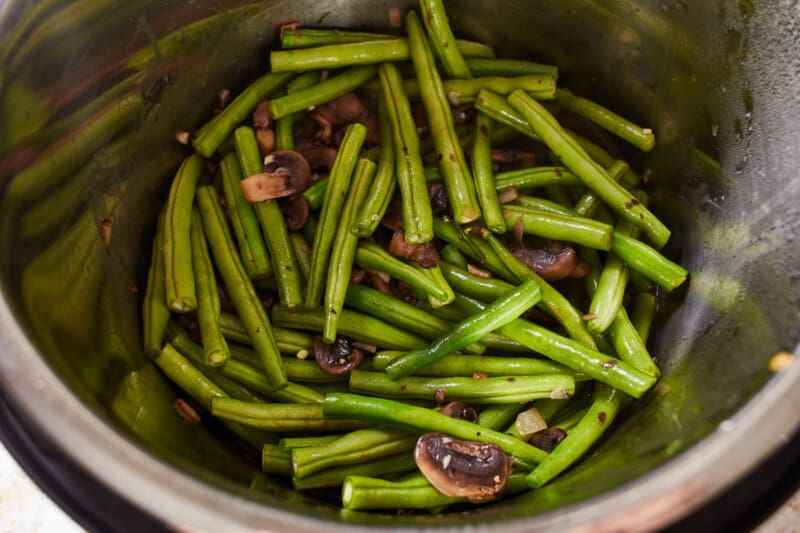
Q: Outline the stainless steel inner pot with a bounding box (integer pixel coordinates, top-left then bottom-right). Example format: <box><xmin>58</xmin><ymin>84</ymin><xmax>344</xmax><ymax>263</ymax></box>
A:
<box><xmin>0</xmin><ymin>0</ymin><xmax>799</xmax><ymax>531</ymax></box>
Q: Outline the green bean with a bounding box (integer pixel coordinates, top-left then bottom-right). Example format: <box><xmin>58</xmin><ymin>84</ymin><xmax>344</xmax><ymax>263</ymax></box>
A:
<box><xmin>472</xmin><ymin>113</ymin><xmax>506</xmax><ymax>233</ymax></box>
<box><xmin>474</xmin><ymin>89</ymin><xmax>540</xmax><ymax>141</ymax></box>
<box><xmin>272</xmin><ymin>305</ymin><xmax>428</xmax><ymax>350</ymax></box>
<box><xmin>230</xmin><ymin>344</ymin><xmax>349</xmax><ymax>383</ymax></box>
<box><xmin>516</xmin><ymin>196</ymin><xmax>578</xmax><ymax>216</ymax></box>
<box><xmin>143</xmin><ymin>208</ymin><xmax>170</xmax><ymax>359</ymax></box>
<box><xmin>568</xmin><ymin>130</ymin><xmax>640</xmax><ymax>189</ymax></box>
<box><xmin>494</xmin><ymin>166</ymin><xmax>581</xmax><ymax>191</ymax></box>
<box><xmin>606</xmin><ymin>307</ymin><xmax>660</xmax><ymax>377</ymax></box>
<box><xmin>301</xmin><ymin>177</ymin><xmax>329</xmax><ymax>211</ymax></box>
<box><xmin>211</xmin><ymin>398</ymin><xmax>367</xmax><ymax>432</ymax></box>
<box><xmin>4</xmin><ymin>93</ymin><xmax>144</xmax><ymax>207</ymax></box>
<box><xmin>292</xmin><ymin>427</ymin><xmax>416</xmax><ymax>478</ymax></box>
<box><xmin>610</xmin><ymin>233</ymin><xmax>688</xmax><ymax>291</ymax></box>
<box><xmin>385</xmin><ymin>278</ymin><xmax>541</xmax><ymax>379</ymax></box>
<box><xmin>196</xmin><ymin>185</ymin><xmax>287</xmax><ymax>391</ymax></box>
<box><xmin>350</xmin><ymin>94</ymin><xmax>397</xmax><ymax>237</ymax></box>
<box><xmin>293</xmin><ymin>452</ymin><xmax>416</xmax><ymax>491</ymax></box>
<box><xmin>477</xmin><ymin>230</ymin><xmax>598</xmax><ymax>350</ymax></box>
<box><xmin>262</xmin><ymin>443</ymin><xmax>292</xmax><ymax>475</ymax></box>
<box><xmin>420</xmin><ymin>0</ymin><xmax>472</xmax><ymax>78</ymax></box>
<box><xmin>235</xmin><ymin>126</ymin><xmax>304</xmax><ymax>306</ymax></box>
<box><xmin>631</xmin><ymin>292</ymin><xmax>657</xmax><ymax>345</ymax></box>
<box><xmin>380</xmin><ymin>62</ymin><xmax>433</xmax><ymax>243</ymax></box>
<box><xmin>502</xmin><ymin>206</ymin><xmax>613</xmax><ymax>251</ymax></box>
<box><xmin>271</xmin><ymin>40</ymin><xmax>409</xmax><ymax>72</ymax></box>
<box><xmin>573</xmin><ymin>159</ymin><xmax>629</xmax><ymax>218</ymax></box>
<box><xmin>281</xmin><ymin>27</ymin><xmax>495</xmax><ymax>59</ymax></box>
<box><xmin>439</xmin><ymin>261</ymin><xmax>514</xmax><ymax>302</ymax></box>
<box><xmin>219</xmin><ymin>313</ymin><xmax>314</xmax><ymax>355</ymax></box>
<box><xmin>458</xmin><ymin>298</ymin><xmax>656</xmax><ymax>398</ymax></box>
<box><xmin>373</xmin><ymin>351</ymin><xmax>585</xmax><ymax>379</ymax></box>
<box><xmin>190</xmin><ymin>210</ymin><xmax>230</xmax><ymax>366</ymax></box>
<box><xmin>323</xmin><ymin>159</ymin><xmax>377</xmax><ymax>343</ymax></box>
<box><xmin>279</xmin><ymin>435</ymin><xmax>341</xmax><ymax>450</ymax></box>
<box><xmin>587</xmin><ymin>218</ymin><xmax>636</xmax><ymax>334</ymax></box>
<box><xmin>554</xmin><ymin>89</ymin><xmax>655</xmax><ymax>152</ymax></box>
<box><xmin>193</xmin><ymin>72</ymin><xmax>293</xmax><ymax>157</ymax></box>
<box><xmin>446</xmin><ymin>75</ymin><xmax>556</xmax><ymax>104</ymax></box>
<box><xmin>289</xmin><ymin>232</ymin><xmax>312</xmax><ymax>281</ymax></box>
<box><xmin>220</xmin><ymin>152</ymin><xmax>272</xmax><ymax>280</ymax></box>
<box><xmin>354</xmin><ymin>242</ymin><xmax>453</xmax><ymax>304</ymax></box>
<box><xmin>507</xmin><ymin>90</ymin><xmax>670</xmax><ymax>248</ymax></box>
<box><xmin>439</xmin><ymin>244</ymin><xmax>468</xmax><ymax>269</ymax></box>
<box><xmin>220</xmin><ymin>360</ymin><xmax>324</xmax><ymax>404</ymax></box>
<box><xmin>407</xmin><ymin>10</ymin><xmax>480</xmax><ymax>224</ymax></box>
<box><xmin>431</xmin><ymin>218</ymin><xmax>519</xmax><ymax>282</ymax></box>
<box><xmin>465</xmin><ymin>58</ymin><xmax>559</xmax><ymax>80</ymax></box>
<box><xmin>269</xmin><ymin>67</ymin><xmax>377</xmax><ymax>120</ymax></box>
<box><xmin>163</xmin><ymin>154</ymin><xmax>204</xmax><ymax>313</ymax></box>
<box><xmin>418</xmin><ymin>263</ymin><xmax>456</xmax><ymax>307</ymax></box>
<box><xmin>351</xmin><ymin>370</ymin><xmax>574</xmax><ymax>403</ymax></box>
<box><xmin>343</xmin><ymin>284</ymin><xmax>484</xmax><ymax>354</ymax></box>
<box><xmin>323</xmin><ymin>393</ymin><xmax>548</xmax><ymax>466</ymax></box>
<box><xmin>527</xmin><ymin>385</ymin><xmax>623</xmax><ymax>487</ymax></box>
<box><xmin>275</xmin><ymin>71</ymin><xmax>323</xmax><ymax>151</ymax></box>
<box><xmin>306</xmin><ymin>123</ymin><xmax>368</xmax><ymax>306</ymax></box>
<box><xmin>545</xmin><ymin>185</ymin><xmax>575</xmax><ymax>209</ymax></box>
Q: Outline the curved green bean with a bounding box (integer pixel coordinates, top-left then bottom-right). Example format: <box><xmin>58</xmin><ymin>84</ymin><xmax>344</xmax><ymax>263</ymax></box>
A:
<box><xmin>420</xmin><ymin>0</ymin><xmax>472</xmax><ymax>78</ymax></box>
<box><xmin>306</xmin><ymin>123</ymin><xmax>368</xmax><ymax>306</ymax></box>
<box><xmin>211</xmin><ymin>398</ymin><xmax>367</xmax><ymax>432</ymax></box>
<box><xmin>385</xmin><ymin>278</ymin><xmax>541</xmax><ymax>379</ymax></box>
<box><xmin>220</xmin><ymin>360</ymin><xmax>324</xmax><ymax>404</ymax></box>
<box><xmin>301</xmin><ymin>177</ymin><xmax>329</xmax><ymax>211</ymax></box>
<box><xmin>293</xmin><ymin>452</ymin><xmax>415</xmax><ymax>491</ymax></box>
<box><xmin>610</xmin><ymin>233</ymin><xmax>688</xmax><ymax>291</ymax></box>
<box><xmin>269</xmin><ymin>67</ymin><xmax>377</xmax><ymax>120</ymax></box>
<box><xmin>163</xmin><ymin>154</ymin><xmax>204</xmax><ymax>313</ymax></box>
<box><xmin>143</xmin><ymin>208</ymin><xmax>170</xmax><ymax>359</ymax></box>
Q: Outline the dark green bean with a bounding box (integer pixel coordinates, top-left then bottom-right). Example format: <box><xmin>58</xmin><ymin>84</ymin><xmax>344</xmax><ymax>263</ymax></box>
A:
<box><xmin>272</xmin><ymin>305</ymin><xmax>428</xmax><ymax>350</ymax></box>
<box><xmin>193</xmin><ymin>72</ymin><xmax>293</xmax><ymax>157</ymax></box>
<box><xmin>631</xmin><ymin>292</ymin><xmax>657</xmax><ymax>345</ymax></box>
<box><xmin>279</xmin><ymin>435</ymin><xmax>341</xmax><ymax>450</ymax></box>
<box><xmin>351</xmin><ymin>370</ymin><xmax>574</xmax><ymax>403</ymax></box>
<box><xmin>293</xmin><ymin>452</ymin><xmax>415</xmax><ymax>491</ymax></box>
<box><xmin>235</xmin><ymin>126</ymin><xmax>304</xmax><ymax>306</ymax></box>
<box><xmin>373</xmin><ymin>351</ymin><xmax>585</xmax><ymax>379</ymax></box>
<box><xmin>164</xmin><ymin>154</ymin><xmax>204</xmax><ymax>313</ymax></box>
<box><xmin>350</xmin><ymin>94</ymin><xmax>397</xmax><ymax>237</ymax></box>
<box><xmin>573</xmin><ymin>159</ymin><xmax>629</xmax><ymax>218</ymax></box>
<box><xmin>269</xmin><ymin>67</ymin><xmax>377</xmax><ymax>119</ymax></box>
<box><xmin>385</xmin><ymin>279</ymin><xmax>541</xmax><ymax>379</ymax></box>
<box><xmin>440</xmin><ymin>244</ymin><xmax>468</xmax><ymax>269</ymax></box>
<box><xmin>324</xmin><ymin>159</ymin><xmax>377</xmax><ymax>342</ymax></box>
<box><xmin>472</xmin><ymin>113</ymin><xmax>506</xmax><ymax>233</ymax></box>
<box><xmin>474</xmin><ymin>89</ymin><xmax>540</xmax><ymax>140</ymax></box>
<box><xmin>587</xmin><ymin>217</ymin><xmax>637</xmax><ymax>334</ymax></box>
<box><xmin>220</xmin><ymin>360</ymin><xmax>324</xmax><ymax>404</ymax></box>
<box><xmin>323</xmin><ymin>393</ymin><xmax>548</xmax><ymax>466</ymax></box>
<box><xmin>380</xmin><ymin>62</ymin><xmax>433</xmax><ymax>243</ymax></box>
<box><xmin>196</xmin><ymin>185</ymin><xmax>287</xmax><ymax>390</ymax></box>
<box><xmin>507</xmin><ymin>90</ymin><xmax>670</xmax><ymax>248</ymax></box>
<box><xmin>554</xmin><ymin>89</ymin><xmax>655</xmax><ymax>152</ymax></box>
<box><xmin>275</xmin><ymin>71</ymin><xmax>323</xmax><ymax>151</ymax></box>
<box><xmin>143</xmin><ymin>208</ymin><xmax>170</xmax><ymax>359</ymax></box>
<box><xmin>262</xmin><ymin>443</ymin><xmax>292</xmax><ymax>475</ymax></box>
<box><xmin>407</xmin><ymin>10</ymin><xmax>480</xmax><ymax>224</ymax></box>
<box><xmin>190</xmin><ymin>210</ymin><xmax>230</xmax><ymax>366</ymax></box>
<box><xmin>306</xmin><ymin>123</ymin><xmax>368</xmax><ymax>306</ymax></box>
<box><xmin>219</xmin><ymin>313</ymin><xmax>314</xmax><ymax>356</ymax></box>
<box><xmin>289</xmin><ymin>232</ymin><xmax>311</xmax><ymax>281</ymax></box>
<box><xmin>220</xmin><ymin>152</ymin><xmax>272</xmax><ymax>280</ymax></box>
<box><xmin>527</xmin><ymin>385</ymin><xmax>623</xmax><ymax>487</ymax></box>
<box><xmin>211</xmin><ymin>398</ymin><xmax>367</xmax><ymax>432</ymax></box>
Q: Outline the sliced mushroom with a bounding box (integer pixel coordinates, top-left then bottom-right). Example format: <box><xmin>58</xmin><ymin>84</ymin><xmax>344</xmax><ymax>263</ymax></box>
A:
<box><xmin>240</xmin><ymin>150</ymin><xmax>313</xmax><ymax>203</ymax></box>
<box><xmin>451</xmin><ymin>104</ymin><xmax>476</xmax><ymax>126</ymax></box>
<box><xmin>253</xmin><ymin>100</ymin><xmax>271</xmax><ymax>129</ymax></box>
<box><xmin>387</xmin><ymin>229</ymin><xmax>439</xmax><ymax>268</ymax></box>
<box><xmin>309</xmin><ymin>92</ymin><xmax>367</xmax><ymax>143</ymax></box>
<box><xmin>529</xmin><ymin>427</ymin><xmax>567</xmax><ymax>453</ymax></box>
<box><xmin>280</xmin><ymin>195</ymin><xmax>310</xmax><ymax>231</ymax></box>
<box><xmin>438</xmin><ymin>402</ymin><xmax>479</xmax><ymax>423</ymax></box>
<box><xmin>256</xmin><ymin>128</ymin><xmax>276</xmax><ymax>157</ymax></box>
<box><xmin>414</xmin><ymin>433</ymin><xmax>511</xmax><ymax>502</ymax></box>
<box><xmin>360</xmin><ymin>110</ymin><xmax>381</xmax><ymax>145</ymax></box>
<box><xmin>490</xmin><ymin>148</ymin><xmax>537</xmax><ymax>169</ymax></box>
<box><xmin>313</xmin><ymin>337</ymin><xmax>364</xmax><ymax>375</ymax></box>
<box><xmin>301</xmin><ymin>146</ymin><xmax>339</xmax><ymax>174</ymax></box>
<box><xmin>428</xmin><ymin>183</ymin><xmax>451</xmax><ymax>215</ymax></box>
<box><xmin>569</xmin><ymin>259</ymin><xmax>594</xmax><ymax>279</ymax></box>
<box><xmin>512</xmin><ymin>244</ymin><xmax>579</xmax><ymax>281</ymax></box>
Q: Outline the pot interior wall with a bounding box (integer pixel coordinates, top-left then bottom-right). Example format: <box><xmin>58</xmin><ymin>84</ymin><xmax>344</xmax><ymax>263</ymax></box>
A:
<box><xmin>1</xmin><ymin>0</ymin><xmax>799</xmax><ymax>527</ymax></box>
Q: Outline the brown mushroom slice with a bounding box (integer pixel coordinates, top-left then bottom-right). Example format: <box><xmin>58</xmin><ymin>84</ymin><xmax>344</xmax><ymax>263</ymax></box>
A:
<box><xmin>529</xmin><ymin>427</ymin><xmax>567</xmax><ymax>453</ymax></box>
<box><xmin>428</xmin><ymin>183</ymin><xmax>450</xmax><ymax>215</ymax></box>
<box><xmin>309</xmin><ymin>92</ymin><xmax>367</xmax><ymax>143</ymax></box>
<box><xmin>387</xmin><ymin>230</ymin><xmax>439</xmax><ymax>268</ymax></box>
<box><xmin>240</xmin><ymin>150</ymin><xmax>313</xmax><ymax>203</ymax></box>
<box><xmin>414</xmin><ymin>433</ymin><xmax>511</xmax><ymax>502</ymax></box>
<box><xmin>313</xmin><ymin>337</ymin><xmax>364</xmax><ymax>375</ymax></box>
<box><xmin>253</xmin><ymin>100</ymin><xmax>271</xmax><ymax>129</ymax></box>
<box><xmin>256</xmin><ymin>128</ymin><xmax>275</xmax><ymax>158</ymax></box>
<box><xmin>512</xmin><ymin>245</ymin><xmax>579</xmax><ymax>281</ymax></box>
<box><xmin>438</xmin><ymin>402</ymin><xmax>479</xmax><ymax>423</ymax></box>
<box><xmin>280</xmin><ymin>195</ymin><xmax>310</xmax><ymax>231</ymax></box>
<box><xmin>301</xmin><ymin>146</ymin><xmax>339</xmax><ymax>174</ymax></box>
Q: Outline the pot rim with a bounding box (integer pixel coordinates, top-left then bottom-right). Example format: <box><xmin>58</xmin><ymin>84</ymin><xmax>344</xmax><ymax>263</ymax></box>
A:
<box><xmin>1</xmin><ymin>292</ymin><xmax>799</xmax><ymax>532</ymax></box>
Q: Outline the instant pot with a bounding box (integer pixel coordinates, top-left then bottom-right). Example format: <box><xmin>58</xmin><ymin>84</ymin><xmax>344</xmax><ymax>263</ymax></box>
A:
<box><xmin>0</xmin><ymin>0</ymin><xmax>799</xmax><ymax>531</ymax></box>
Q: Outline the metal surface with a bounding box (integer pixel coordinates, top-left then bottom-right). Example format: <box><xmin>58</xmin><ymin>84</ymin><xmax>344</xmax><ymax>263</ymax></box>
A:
<box><xmin>0</xmin><ymin>0</ymin><xmax>799</xmax><ymax>531</ymax></box>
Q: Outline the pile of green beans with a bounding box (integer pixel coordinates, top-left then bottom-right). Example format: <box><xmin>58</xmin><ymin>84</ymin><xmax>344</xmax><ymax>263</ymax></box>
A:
<box><xmin>142</xmin><ymin>0</ymin><xmax>688</xmax><ymax>514</ymax></box>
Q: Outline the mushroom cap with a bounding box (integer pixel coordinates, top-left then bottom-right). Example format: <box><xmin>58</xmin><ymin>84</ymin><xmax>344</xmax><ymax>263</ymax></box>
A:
<box><xmin>414</xmin><ymin>433</ymin><xmax>511</xmax><ymax>502</ymax></box>
<box><xmin>240</xmin><ymin>150</ymin><xmax>313</xmax><ymax>203</ymax></box>
<box><xmin>512</xmin><ymin>242</ymin><xmax>579</xmax><ymax>281</ymax></box>
<box><xmin>438</xmin><ymin>402</ymin><xmax>479</xmax><ymax>423</ymax></box>
<box><xmin>313</xmin><ymin>337</ymin><xmax>364</xmax><ymax>375</ymax></box>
